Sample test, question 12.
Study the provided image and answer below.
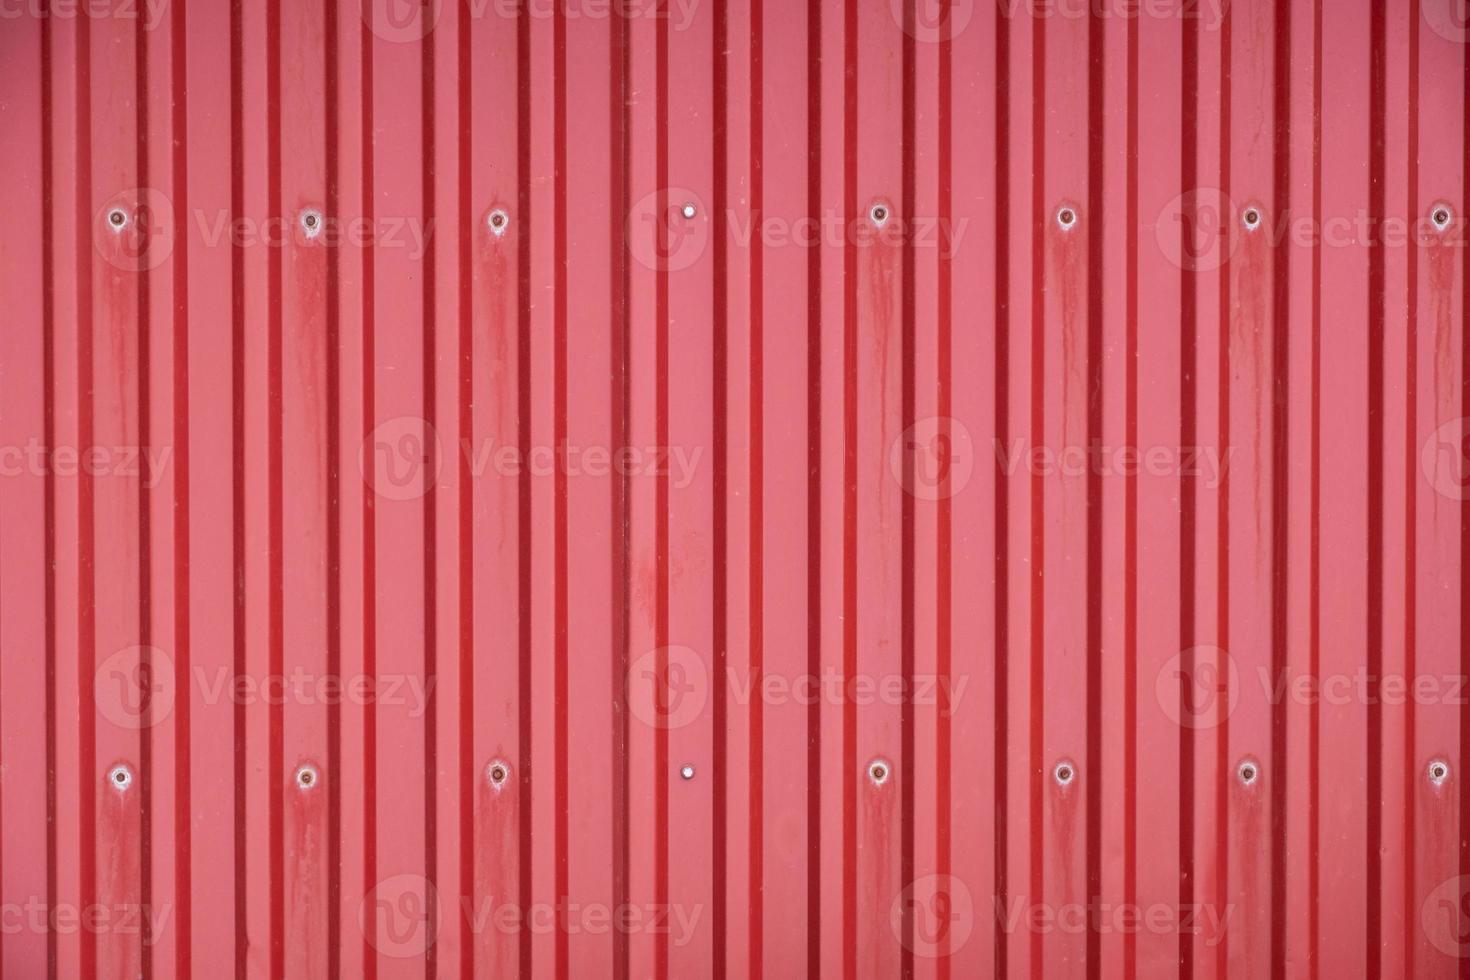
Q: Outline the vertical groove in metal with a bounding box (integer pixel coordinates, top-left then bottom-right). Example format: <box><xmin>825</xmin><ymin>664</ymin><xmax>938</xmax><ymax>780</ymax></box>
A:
<box><xmin>0</xmin><ymin>2</ymin><xmax>1467</xmax><ymax>978</ymax></box>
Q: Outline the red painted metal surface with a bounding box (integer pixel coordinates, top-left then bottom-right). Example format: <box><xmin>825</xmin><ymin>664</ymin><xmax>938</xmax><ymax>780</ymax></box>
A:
<box><xmin>1</xmin><ymin>1</ymin><xmax>1469</xmax><ymax>978</ymax></box>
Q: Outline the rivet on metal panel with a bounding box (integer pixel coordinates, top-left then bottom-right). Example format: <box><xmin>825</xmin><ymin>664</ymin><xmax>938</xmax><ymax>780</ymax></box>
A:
<box><xmin>487</xmin><ymin>208</ymin><xmax>509</xmax><ymax>236</ymax></box>
<box><xmin>1431</xmin><ymin>204</ymin><xmax>1454</xmax><ymax>233</ymax></box>
<box><xmin>1241</xmin><ymin>205</ymin><xmax>1263</xmax><ymax>231</ymax></box>
<box><xmin>1237</xmin><ymin>759</ymin><xmax>1260</xmax><ymax>786</ymax></box>
<box><xmin>679</xmin><ymin>764</ymin><xmax>696</xmax><ymax>781</ymax></box>
<box><xmin>299</xmin><ymin>208</ymin><xmax>324</xmax><ymax>239</ymax></box>
<box><xmin>869</xmin><ymin>202</ymin><xmax>891</xmax><ymax>228</ymax></box>
<box><xmin>1055</xmin><ymin>205</ymin><xmax>1077</xmax><ymax>230</ymax></box>
<box><xmin>1053</xmin><ymin>760</ymin><xmax>1076</xmax><ymax>786</ymax></box>
<box><xmin>867</xmin><ymin>759</ymin><xmax>891</xmax><ymax>786</ymax></box>
<box><xmin>106</xmin><ymin>207</ymin><xmax>129</xmax><ymax>230</ymax></box>
<box><xmin>680</xmin><ymin>202</ymin><xmax>697</xmax><ymax>220</ymax></box>
<box><xmin>107</xmin><ymin>764</ymin><xmax>134</xmax><ymax>792</ymax></box>
<box><xmin>295</xmin><ymin>764</ymin><xmax>319</xmax><ymax>790</ymax></box>
<box><xmin>1428</xmin><ymin>759</ymin><xmax>1451</xmax><ymax>786</ymax></box>
<box><xmin>487</xmin><ymin>759</ymin><xmax>510</xmax><ymax>790</ymax></box>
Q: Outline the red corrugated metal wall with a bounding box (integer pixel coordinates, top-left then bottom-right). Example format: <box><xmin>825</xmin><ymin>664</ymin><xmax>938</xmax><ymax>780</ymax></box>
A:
<box><xmin>0</xmin><ymin>0</ymin><xmax>1468</xmax><ymax>977</ymax></box>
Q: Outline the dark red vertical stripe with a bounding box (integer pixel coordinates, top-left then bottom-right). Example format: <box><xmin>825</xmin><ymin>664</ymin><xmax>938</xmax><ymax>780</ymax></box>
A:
<box><xmin>552</xmin><ymin>1</ymin><xmax>569</xmax><ymax>975</ymax></box>
<box><xmin>993</xmin><ymin>6</ymin><xmax>1010</xmax><ymax>977</ymax></box>
<box><xmin>135</xmin><ymin>14</ymin><xmax>155</xmax><ymax>976</ymax></box>
<box><xmin>805</xmin><ymin>0</ymin><xmax>823</xmax><ymax>973</ymax></box>
<box><xmin>654</xmin><ymin>2</ymin><xmax>671</xmax><ymax>975</ymax></box>
<box><xmin>230</xmin><ymin>1</ymin><xmax>248</xmax><ymax>974</ymax></box>
<box><xmin>1401</xmin><ymin>0</ymin><xmax>1419</xmax><ymax>970</ymax></box>
<box><xmin>1271</xmin><ymin>2</ymin><xmax>1292</xmax><ymax>976</ymax></box>
<box><xmin>1122</xmin><ymin>8</ymin><xmax>1139</xmax><ymax>980</ymax></box>
<box><xmin>840</xmin><ymin>0</ymin><xmax>858</xmax><ymax>972</ymax></box>
<box><xmin>76</xmin><ymin>13</ymin><xmax>95</xmax><ymax>979</ymax></box>
<box><xmin>935</xmin><ymin>1</ymin><xmax>953</xmax><ymax>974</ymax></box>
<box><xmin>1177</xmin><ymin>11</ymin><xmax>1197</xmax><ymax>977</ymax></box>
<box><xmin>746</xmin><ymin>0</ymin><xmax>766</xmax><ymax>974</ymax></box>
<box><xmin>1308</xmin><ymin>4</ymin><xmax>1322</xmax><ymax>976</ymax></box>
<box><xmin>324</xmin><ymin>4</ymin><xmax>342</xmax><ymax>976</ymax></box>
<box><xmin>1213</xmin><ymin>15</ymin><xmax>1231</xmax><ymax>976</ymax></box>
<box><xmin>359</xmin><ymin>8</ymin><xmax>378</xmax><ymax>975</ymax></box>
<box><xmin>711</xmin><ymin>0</ymin><xmax>730</xmax><ymax>973</ymax></box>
<box><xmin>1085</xmin><ymin>9</ymin><xmax>1104</xmax><ymax>977</ymax></box>
<box><xmin>40</xmin><ymin>16</ymin><xmax>58</xmax><ymax>980</ymax></box>
<box><xmin>1366</xmin><ymin>1</ymin><xmax>1386</xmax><ymax>972</ymax></box>
<box><xmin>611</xmin><ymin>9</ymin><xmax>631</xmax><ymax>980</ymax></box>
<box><xmin>457</xmin><ymin>1</ymin><xmax>474</xmax><ymax>975</ymax></box>
<box><xmin>420</xmin><ymin>16</ymin><xmax>439</xmax><ymax>977</ymax></box>
<box><xmin>171</xmin><ymin>0</ymin><xmax>193</xmax><ymax>973</ymax></box>
<box><xmin>515</xmin><ymin>3</ymin><xmax>534</xmax><ymax>975</ymax></box>
<box><xmin>1027</xmin><ymin>12</ymin><xmax>1045</xmax><ymax>977</ymax></box>
<box><xmin>266</xmin><ymin>0</ymin><xmax>285</xmax><ymax>972</ymax></box>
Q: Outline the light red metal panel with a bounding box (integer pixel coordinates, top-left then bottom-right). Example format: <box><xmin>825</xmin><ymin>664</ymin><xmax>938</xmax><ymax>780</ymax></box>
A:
<box><xmin>1</xmin><ymin>2</ymin><xmax>1469</xmax><ymax>979</ymax></box>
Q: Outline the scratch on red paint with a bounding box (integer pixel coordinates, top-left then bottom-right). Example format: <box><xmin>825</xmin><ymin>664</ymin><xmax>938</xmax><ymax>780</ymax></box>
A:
<box><xmin>1235</xmin><ymin>223</ymin><xmax>1269</xmax><ymax>551</ymax></box>
<box><xmin>476</xmin><ymin>756</ymin><xmax>519</xmax><ymax>980</ymax></box>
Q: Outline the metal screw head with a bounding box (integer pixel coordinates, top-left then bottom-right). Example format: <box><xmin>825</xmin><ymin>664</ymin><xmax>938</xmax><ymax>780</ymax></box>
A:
<box><xmin>488</xmin><ymin>208</ymin><xmax>509</xmax><ymax>236</ymax></box>
<box><xmin>1053</xmin><ymin>761</ymin><xmax>1076</xmax><ymax>786</ymax></box>
<box><xmin>868</xmin><ymin>759</ymin><xmax>891</xmax><ymax>785</ymax></box>
<box><xmin>299</xmin><ymin>209</ymin><xmax>324</xmax><ymax>239</ymax></box>
<box><xmin>107</xmin><ymin>207</ymin><xmax>129</xmax><ymax>230</ymax></box>
<box><xmin>1241</xmin><ymin>206</ymin><xmax>1262</xmax><ymax>231</ymax></box>
<box><xmin>679</xmin><ymin>764</ymin><xmax>695</xmax><ymax>781</ymax></box>
<box><xmin>1431</xmin><ymin>205</ymin><xmax>1454</xmax><ymax>233</ymax></box>
<box><xmin>295</xmin><ymin>764</ymin><xmax>319</xmax><ymax>790</ymax></box>
<box><xmin>1237</xmin><ymin>759</ymin><xmax>1260</xmax><ymax>785</ymax></box>
<box><xmin>108</xmin><ymin>764</ymin><xmax>134</xmax><ymax>792</ymax></box>
<box><xmin>869</xmin><ymin>202</ymin><xmax>890</xmax><ymax>228</ymax></box>
<box><xmin>487</xmin><ymin>760</ymin><xmax>510</xmax><ymax>788</ymax></box>
<box><xmin>680</xmin><ymin>202</ymin><xmax>697</xmax><ymax>220</ymax></box>
<box><xmin>1429</xmin><ymin>760</ymin><xmax>1451</xmax><ymax>785</ymax></box>
<box><xmin>1056</xmin><ymin>206</ymin><xmax>1077</xmax><ymax>230</ymax></box>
